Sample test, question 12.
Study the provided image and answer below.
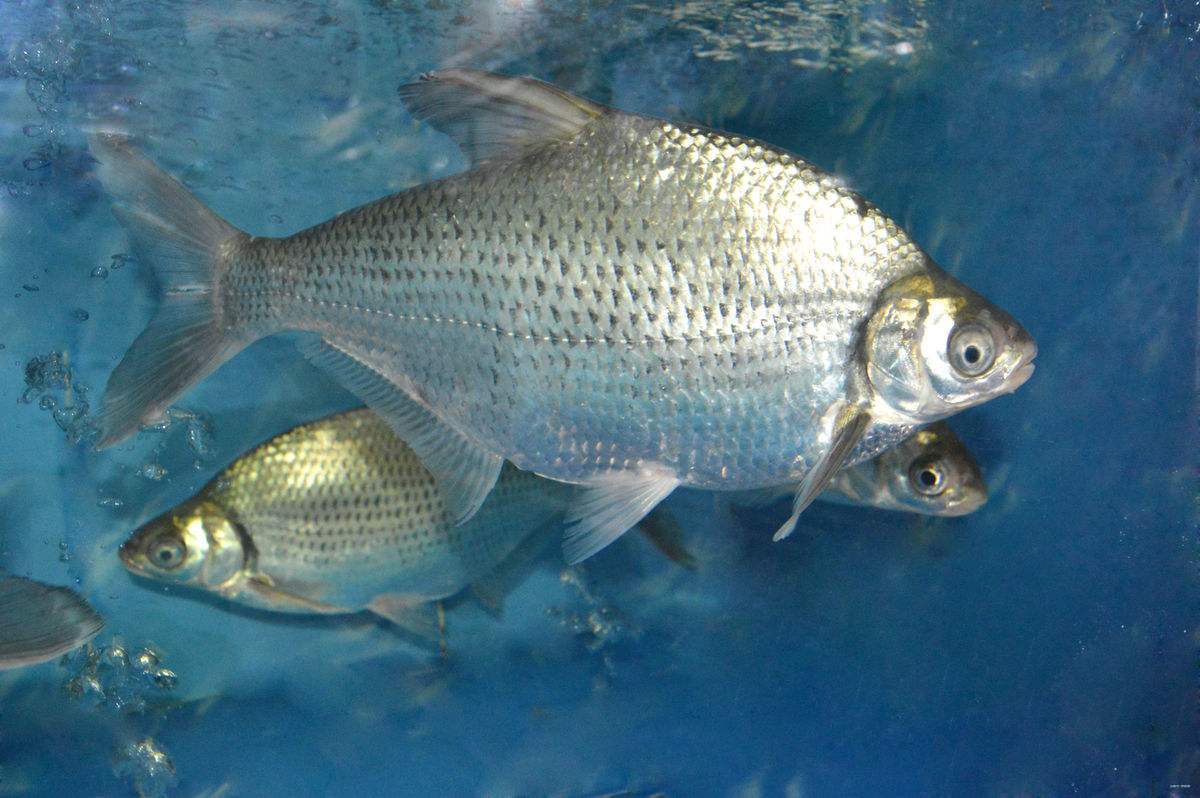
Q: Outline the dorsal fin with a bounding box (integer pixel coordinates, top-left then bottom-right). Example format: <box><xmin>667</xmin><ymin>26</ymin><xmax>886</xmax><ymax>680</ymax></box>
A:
<box><xmin>398</xmin><ymin>69</ymin><xmax>606</xmax><ymax>165</ymax></box>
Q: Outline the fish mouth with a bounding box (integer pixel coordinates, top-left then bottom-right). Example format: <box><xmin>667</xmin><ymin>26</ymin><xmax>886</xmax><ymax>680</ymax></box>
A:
<box><xmin>1003</xmin><ymin>333</ymin><xmax>1037</xmax><ymax>393</ymax></box>
<box><xmin>117</xmin><ymin>539</ymin><xmax>145</xmax><ymax>574</ymax></box>
<box><xmin>1006</xmin><ymin>361</ymin><xmax>1035</xmax><ymax>393</ymax></box>
<box><xmin>947</xmin><ymin>485</ymin><xmax>988</xmax><ymax>516</ymax></box>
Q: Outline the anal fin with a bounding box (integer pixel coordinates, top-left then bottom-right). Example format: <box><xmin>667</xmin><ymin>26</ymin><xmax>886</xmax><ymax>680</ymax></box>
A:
<box><xmin>469</xmin><ymin>523</ymin><xmax>556</xmax><ymax>618</ymax></box>
<box><xmin>774</xmin><ymin>405</ymin><xmax>871</xmax><ymax>542</ymax></box>
<box><xmin>562</xmin><ymin>466</ymin><xmax>680</xmax><ymax>564</ymax></box>
<box><xmin>299</xmin><ymin>337</ymin><xmax>502</xmax><ymax>524</ymax></box>
<box><xmin>368</xmin><ymin>594</ymin><xmax>446</xmax><ymax>652</ymax></box>
<box><xmin>634</xmin><ymin>506</ymin><xmax>697</xmax><ymax>570</ymax></box>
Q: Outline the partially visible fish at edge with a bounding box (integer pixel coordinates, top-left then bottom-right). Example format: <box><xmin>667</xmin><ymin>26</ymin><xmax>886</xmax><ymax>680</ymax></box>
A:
<box><xmin>0</xmin><ymin>576</ymin><xmax>104</xmax><ymax>669</ymax></box>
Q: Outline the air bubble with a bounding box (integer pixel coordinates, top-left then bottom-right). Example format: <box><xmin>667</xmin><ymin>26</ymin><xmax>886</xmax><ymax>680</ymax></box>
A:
<box><xmin>61</xmin><ymin>642</ymin><xmax>178</xmax><ymax>715</ymax></box>
<box><xmin>114</xmin><ymin>738</ymin><xmax>177</xmax><ymax>798</ymax></box>
<box><xmin>139</xmin><ymin>462</ymin><xmax>166</xmax><ymax>481</ymax></box>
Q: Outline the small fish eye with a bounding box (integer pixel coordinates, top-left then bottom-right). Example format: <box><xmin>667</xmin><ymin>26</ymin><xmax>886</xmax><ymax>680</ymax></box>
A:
<box><xmin>908</xmin><ymin>458</ymin><xmax>948</xmax><ymax>497</ymax></box>
<box><xmin>948</xmin><ymin>322</ymin><xmax>996</xmax><ymax>377</ymax></box>
<box><xmin>150</xmin><ymin>537</ymin><xmax>186</xmax><ymax>570</ymax></box>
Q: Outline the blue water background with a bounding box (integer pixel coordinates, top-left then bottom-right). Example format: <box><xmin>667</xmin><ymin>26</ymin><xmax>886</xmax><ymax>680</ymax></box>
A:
<box><xmin>0</xmin><ymin>1</ymin><xmax>1197</xmax><ymax>794</ymax></box>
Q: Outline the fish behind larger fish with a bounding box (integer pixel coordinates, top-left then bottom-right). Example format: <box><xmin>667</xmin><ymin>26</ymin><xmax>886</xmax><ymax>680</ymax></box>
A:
<box><xmin>738</xmin><ymin>421</ymin><xmax>988</xmax><ymax>517</ymax></box>
<box><xmin>119</xmin><ymin>408</ymin><xmax>572</xmax><ymax>640</ymax></box>
<box><xmin>92</xmin><ymin>69</ymin><xmax>1035</xmax><ymax>563</ymax></box>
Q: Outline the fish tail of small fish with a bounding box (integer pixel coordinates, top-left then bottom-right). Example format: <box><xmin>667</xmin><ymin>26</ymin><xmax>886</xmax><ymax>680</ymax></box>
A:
<box><xmin>89</xmin><ymin>133</ymin><xmax>252</xmax><ymax>448</ymax></box>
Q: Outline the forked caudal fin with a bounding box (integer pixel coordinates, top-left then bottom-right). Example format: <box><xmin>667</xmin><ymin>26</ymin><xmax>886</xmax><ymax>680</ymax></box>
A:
<box><xmin>88</xmin><ymin>133</ymin><xmax>251</xmax><ymax>448</ymax></box>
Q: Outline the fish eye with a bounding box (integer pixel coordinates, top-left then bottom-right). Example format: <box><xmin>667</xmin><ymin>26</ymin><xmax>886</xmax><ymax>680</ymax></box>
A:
<box><xmin>908</xmin><ymin>457</ymin><xmax>949</xmax><ymax>497</ymax></box>
<box><xmin>947</xmin><ymin>322</ymin><xmax>996</xmax><ymax>377</ymax></box>
<box><xmin>149</xmin><ymin>536</ymin><xmax>186</xmax><ymax>570</ymax></box>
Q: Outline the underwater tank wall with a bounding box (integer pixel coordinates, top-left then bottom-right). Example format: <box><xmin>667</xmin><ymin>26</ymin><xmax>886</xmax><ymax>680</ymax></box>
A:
<box><xmin>1</xmin><ymin>0</ymin><xmax>1198</xmax><ymax>795</ymax></box>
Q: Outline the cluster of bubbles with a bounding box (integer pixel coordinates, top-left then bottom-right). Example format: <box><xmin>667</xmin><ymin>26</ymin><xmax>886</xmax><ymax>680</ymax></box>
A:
<box><xmin>59</xmin><ymin>643</ymin><xmax>181</xmax><ymax>795</ymax></box>
<box><xmin>2</xmin><ymin>0</ymin><xmax>119</xmax><ymax>196</ymax></box>
<box><xmin>113</xmin><ymin>738</ymin><xmax>177</xmax><ymax>798</ymax></box>
<box><xmin>19</xmin><ymin>350</ymin><xmax>215</xmax><ymax>499</ymax></box>
<box><xmin>142</xmin><ymin>407</ymin><xmax>216</xmax><ymax>476</ymax></box>
<box><xmin>60</xmin><ymin>642</ymin><xmax>177</xmax><ymax>713</ymax></box>
<box><xmin>20</xmin><ymin>350</ymin><xmax>96</xmax><ymax>445</ymax></box>
<box><xmin>89</xmin><ymin>251</ymin><xmax>130</xmax><ymax>280</ymax></box>
<box><xmin>546</xmin><ymin>569</ymin><xmax>634</xmax><ymax>687</ymax></box>
<box><xmin>630</xmin><ymin>0</ymin><xmax>927</xmax><ymax>69</ymax></box>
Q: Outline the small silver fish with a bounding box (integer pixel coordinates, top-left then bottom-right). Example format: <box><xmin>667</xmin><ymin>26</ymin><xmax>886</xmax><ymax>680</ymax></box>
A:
<box><xmin>0</xmin><ymin>576</ymin><xmax>104</xmax><ymax>669</ymax></box>
<box><xmin>741</xmin><ymin>422</ymin><xmax>987</xmax><ymax>517</ymax></box>
<box><xmin>93</xmin><ymin>69</ymin><xmax>1035</xmax><ymax>563</ymax></box>
<box><xmin>119</xmin><ymin>409</ymin><xmax>571</xmax><ymax>640</ymax></box>
<box><xmin>827</xmin><ymin>423</ymin><xmax>987</xmax><ymax>516</ymax></box>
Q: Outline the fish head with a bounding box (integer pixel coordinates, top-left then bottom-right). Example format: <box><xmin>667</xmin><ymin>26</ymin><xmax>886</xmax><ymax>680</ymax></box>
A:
<box><xmin>119</xmin><ymin>498</ymin><xmax>248</xmax><ymax>591</ymax></box>
<box><xmin>863</xmin><ymin>270</ymin><xmax>1037</xmax><ymax>423</ymax></box>
<box><xmin>870</xmin><ymin>422</ymin><xmax>988</xmax><ymax>516</ymax></box>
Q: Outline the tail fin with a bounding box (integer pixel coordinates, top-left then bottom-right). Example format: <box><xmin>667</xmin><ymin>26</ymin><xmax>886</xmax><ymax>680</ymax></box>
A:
<box><xmin>89</xmin><ymin>134</ymin><xmax>250</xmax><ymax>447</ymax></box>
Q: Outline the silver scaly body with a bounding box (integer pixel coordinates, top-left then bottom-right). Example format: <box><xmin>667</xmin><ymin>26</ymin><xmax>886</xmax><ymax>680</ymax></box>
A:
<box><xmin>229</xmin><ymin>113</ymin><xmax>921</xmax><ymax>488</ymax></box>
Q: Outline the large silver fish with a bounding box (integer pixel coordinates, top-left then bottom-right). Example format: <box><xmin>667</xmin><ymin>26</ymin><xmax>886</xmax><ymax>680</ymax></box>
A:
<box><xmin>92</xmin><ymin>69</ymin><xmax>1035</xmax><ymax>562</ymax></box>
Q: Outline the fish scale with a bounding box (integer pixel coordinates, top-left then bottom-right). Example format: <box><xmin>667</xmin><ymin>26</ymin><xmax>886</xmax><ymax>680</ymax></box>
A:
<box><xmin>206</xmin><ymin>409</ymin><xmax>568</xmax><ymax>608</ymax></box>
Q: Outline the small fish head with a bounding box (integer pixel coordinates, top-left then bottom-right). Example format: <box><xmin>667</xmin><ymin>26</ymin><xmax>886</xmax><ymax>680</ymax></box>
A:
<box><xmin>864</xmin><ymin>271</ymin><xmax>1037</xmax><ymax>423</ymax></box>
<box><xmin>119</xmin><ymin>499</ymin><xmax>247</xmax><ymax>590</ymax></box>
<box><xmin>876</xmin><ymin>423</ymin><xmax>988</xmax><ymax>516</ymax></box>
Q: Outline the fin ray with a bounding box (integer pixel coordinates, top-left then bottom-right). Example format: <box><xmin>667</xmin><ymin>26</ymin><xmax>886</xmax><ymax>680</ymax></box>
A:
<box><xmin>634</xmin><ymin>507</ymin><xmax>697</xmax><ymax>570</ymax></box>
<box><xmin>368</xmin><ymin>594</ymin><xmax>445</xmax><ymax>647</ymax></box>
<box><xmin>773</xmin><ymin>406</ymin><xmax>871</xmax><ymax>541</ymax></box>
<box><xmin>398</xmin><ymin>69</ymin><xmax>605</xmax><ymax>165</ymax></box>
<box><xmin>299</xmin><ymin>338</ymin><xmax>502</xmax><ymax>523</ymax></box>
<box><xmin>563</xmin><ymin>467</ymin><xmax>680</xmax><ymax>564</ymax></box>
<box><xmin>469</xmin><ymin>523</ymin><xmax>556</xmax><ymax>617</ymax></box>
<box><xmin>89</xmin><ymin>134</ymin><xmax>250</xmax><ymax>447</ymax></box>
<box><xmin>0</xmin><ymin>576</ymin><xmax>104</xmax><ymax>669</ymax></box>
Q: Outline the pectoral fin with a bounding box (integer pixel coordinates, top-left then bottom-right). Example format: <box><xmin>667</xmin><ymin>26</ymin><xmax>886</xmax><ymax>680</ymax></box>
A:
<box><xmin>562</xmin><ymin>466</ymin><xmax>680</xmax><ymax>565</ymax></box>
<box><xmin>299</xmin><ymin>338</ymin><xmax>502</xmax><ymax>524</ymax></box>
<box><xmin>773</xmin><ymin>406</ymin><xmax>871</xmax><ymax>542</ymax></box>
<box><xmin>242</xmin><ymin>575</ymin><xmax>345</xmax><ymax>614</ymax></box>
